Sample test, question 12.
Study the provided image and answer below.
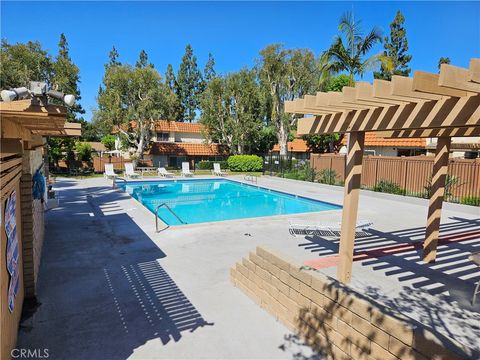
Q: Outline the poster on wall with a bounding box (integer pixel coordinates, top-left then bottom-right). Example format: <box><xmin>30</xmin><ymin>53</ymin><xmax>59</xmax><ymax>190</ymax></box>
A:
<box><xmin>5</xmin><ymin>190</ymin><xmax>19</xmax><ymax>313</ymax></box>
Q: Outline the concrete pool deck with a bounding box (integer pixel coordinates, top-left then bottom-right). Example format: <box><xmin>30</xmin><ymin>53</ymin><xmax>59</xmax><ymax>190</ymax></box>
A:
<box><xmin>17</xmin><ymin>175</ymin><xmax>480</xmax><ymax>359</ymax></box>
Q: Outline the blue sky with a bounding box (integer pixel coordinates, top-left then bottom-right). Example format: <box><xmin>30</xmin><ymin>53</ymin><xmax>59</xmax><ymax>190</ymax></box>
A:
<box><xmin>2</xmin><ymin>1</ymin><xmax>479</xmax><ymax>121</ymax></box>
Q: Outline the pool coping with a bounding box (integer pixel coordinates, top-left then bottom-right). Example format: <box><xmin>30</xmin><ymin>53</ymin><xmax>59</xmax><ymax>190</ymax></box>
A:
<box><xmin>114</xmin><ymin>177</ymin><xmax>343</xmax><ymax>229</ymax></box>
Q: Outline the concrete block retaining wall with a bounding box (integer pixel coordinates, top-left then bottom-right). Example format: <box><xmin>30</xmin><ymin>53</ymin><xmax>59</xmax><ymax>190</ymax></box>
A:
<box><xmin>230</xmin><ymin>246</ymin><xmax>471</xmax><ymax>360</ymax></box>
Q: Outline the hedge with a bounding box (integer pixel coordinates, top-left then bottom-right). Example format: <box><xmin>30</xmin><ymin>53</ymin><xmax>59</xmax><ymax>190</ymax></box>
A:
<box><xmin>227</xmin><ymin>155</ymin><xmax>263</xmax><ymax>172</ymax></box>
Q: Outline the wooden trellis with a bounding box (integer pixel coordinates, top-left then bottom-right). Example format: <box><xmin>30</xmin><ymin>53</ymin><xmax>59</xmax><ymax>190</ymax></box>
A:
<box><xmin>285</xmin><ymin>59</ymin><xmax>480</xmax><ymax>283</ymax></box>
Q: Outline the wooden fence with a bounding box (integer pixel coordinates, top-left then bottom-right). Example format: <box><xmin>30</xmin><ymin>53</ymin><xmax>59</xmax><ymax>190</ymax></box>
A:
<box><xmin>93</xmin><ymin>157</ymin><xmax>126</xmax><ymax>173</ymax></box>
<box><xmin>310</xmin><ymin>154</ymin><xmax>480</xmax><ymax>202</ymax></box>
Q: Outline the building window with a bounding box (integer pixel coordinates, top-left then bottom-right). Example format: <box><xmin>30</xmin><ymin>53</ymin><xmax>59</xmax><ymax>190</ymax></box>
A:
<box><xmin>364</xmin><ymin>150</ymin><xmax>376</xmax><ymax>156</ymax></box>
<box><xmin>157</xmin><ymin>132</ymin><xmax>169</xmax><ymax>141</ymax></box>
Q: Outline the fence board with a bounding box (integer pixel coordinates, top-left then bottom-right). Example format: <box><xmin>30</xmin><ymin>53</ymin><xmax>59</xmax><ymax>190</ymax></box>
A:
<box><xmin>310</xmin><ymin>154</ymin><xmax>480</xmax><ymax>204</ymax></box>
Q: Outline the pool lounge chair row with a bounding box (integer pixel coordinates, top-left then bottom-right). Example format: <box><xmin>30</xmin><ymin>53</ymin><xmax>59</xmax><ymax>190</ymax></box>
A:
<box><xmin>104</xmin><ymin>162</ymin><xmax>228</xmax><ymax>179</ymax></box>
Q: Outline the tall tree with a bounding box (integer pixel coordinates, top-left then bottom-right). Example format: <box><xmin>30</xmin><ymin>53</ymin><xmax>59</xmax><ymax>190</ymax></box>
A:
<box><xmin>175</xmin><ymin>44</ymin><xmax>203</xmax><ymax>122</ymax></box>
<box><xmin>165</xmin><ymin>64</ymin><xmax>176</xmax><ymax>91</ymax></box>
<box><xmin>200</xmin><ymin>69</ymin><xmax>264</xmax><ymax>154</ymax></box>
<box><xmin>438</xmin><ymin>57</ymin><xmax>451</xmax><ymax>71</ymax></box>
<box><xmin>136</xmin><ymin>49</ymin><xmax>152</xmax><ymax>68</ymax></box>
<box><xmin>107</xmin><ymin>46</ymin><xmax>121</xmax><ymax>68</ymax></box>
<box><xmin>51</xmin><ymin>33</ymin><xmax>85</xmax><ymax>121</ymax></box>
<box><xmin>258</xmin><ymin>44</ymin><xmax>318</xmax><ymax>155</ymax></box>
<box><xmin>0</xmin><ymin>39</ymin><xmax>53</xmax><ymax>89</ymax></box>
<box><xmin>374</xmin><ymin>10</ymin><xmax>412</xmax><ymax>80</ymax></box>
<box><xmin>97</xmin><ymin>51</ymin><xmax>179</xmax><ymax>163</ymax></box>
<box><xmin>204</xmin><ymin>53</ymin><xmax>216</xmax><ymax>82</ymax></box>
<box><xmin>324</xmin><ymin>11</ymin><xmax>384</xmax><ymax>86</ymax></box>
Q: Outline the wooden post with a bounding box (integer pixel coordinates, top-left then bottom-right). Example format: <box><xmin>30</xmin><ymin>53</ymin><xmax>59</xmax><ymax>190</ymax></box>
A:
<box><xmin>423</xmin><ymin>137</ymin><xmax>452</xmax><ymax>263</ymax></box>
<box><xmin>337</xmin><ymin>132</ymin><xmax>365</xmax><ymax>283</ymax></box>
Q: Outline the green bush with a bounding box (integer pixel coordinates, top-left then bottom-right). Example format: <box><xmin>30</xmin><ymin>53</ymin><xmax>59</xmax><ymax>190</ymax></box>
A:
<box><xmin>75</xmin><ymin>142</ymin><xmax>93</xmax><ymax>162</ymax></box>
<box><xmin>196</xmin><ymin>160</ymin><xmax>228</xmax><ymax>170</ymax></box>
<box><xmin>318</xmin><ymin>169</ymin><xmax>337</xmax><ymax>185</ymax></box>
<box><xmin>373</xmin><ymin>180</ymin><xmax>405</xmax><ymax>195</ymax></box>
<box><xmin>227</xmin><ymin>155</ymin><xmax>263</xmax><ymax>172</ymax></box>
<box><xmin>282</xmin><ymin>163</ymin><xmax>316</xmax><ymax>182</ymax></box>
<box><xmin>460</xmin><ymin>196</ymin><xmax>480</xmax><ymax>206</ymax></box>
<box><xmin>424</xmin><ymin>175</ymin><xmax>461</xmax><ymax>199</ymax></box>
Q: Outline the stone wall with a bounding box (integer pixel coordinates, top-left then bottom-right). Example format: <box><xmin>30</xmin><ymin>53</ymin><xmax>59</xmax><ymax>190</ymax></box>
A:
<box><xmin>21</xmin><ymin>147</ymin><xmax>45</xmax><ymax>298</ymax></box>
<box><xmin>230</xmin><ymin>246</ymin><xmax>471</xmax><ymax>360</ymax></box>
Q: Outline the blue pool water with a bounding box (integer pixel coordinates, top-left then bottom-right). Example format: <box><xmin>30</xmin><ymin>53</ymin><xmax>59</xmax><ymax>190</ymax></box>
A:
<box><xmin>121</xmin><ymin>179</ymin><xmax>341</xmax><ymax>225</ymax></box>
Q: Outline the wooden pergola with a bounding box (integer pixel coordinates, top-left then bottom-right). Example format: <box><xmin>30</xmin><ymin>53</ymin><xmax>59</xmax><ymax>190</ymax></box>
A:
<box><xmin>285</xmin><ymin>59</ymin><xmax>480</xmax><ymax>284</ymax></box>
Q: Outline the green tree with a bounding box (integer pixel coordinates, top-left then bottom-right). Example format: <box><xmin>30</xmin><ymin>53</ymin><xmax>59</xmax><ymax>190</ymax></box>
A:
<box><xmin>165</xmin><ymin>64</ymin><xmax>176</xmax><ymax>90</ymax></box>
<box><xmin>176</xmin><ymin>44</ymin><xmax>203</xmax><ymax>122</ymax></box>
<box><xmin>136</xmin><ymin>49</ymin><xmax>152</xmax><ymax>68</ymax></box>
<box><xmin>0</xmin><ymin>39</ymin><xmax>53</xmax><ymax>89</ymax></box>
<box><xmin>438</xmin><ymin>57</ymin><xmax>451</xmax><ymax>72</ymax></box>
<box><xmin>324</xmin><ymin>74</ymin><xmax>352</xmax><ymax>92</ymax></box>
<box><xmin>258</xmin><ymin>44</ymin><xmax>318</xmax><ymax>155</ymax></box>
<box><xmin>107</xmin><ymin>46</ymin><xmax>121</xmax><ymax>68</ymax></box>
<box><xmin>204</xmin><ymin>53</ymin><xmax>216</xmax><ymax>82</ymax></box>
<box><xmin>200</xmin><ymin>69</ymin><xmax>264</xmax><ymax>154</ymax></box>
<box><xmin>374</xmin><ymin>11</ymin><xmax>412</xmax><ymax>80</ymax></box>
<box><xmin>51</xmin><ymin>33</ymin><xmax>85</xmax><ymax>121</ymax></box>
<box><xmin>75</xmin><ymin>142</ymin><xmax>93</xmax><ymax>162</ymax></box>
<box><xmin>101</xmin><ymin>134</ymin><xmax>116</xmax><ymax>151</ymax></box>
<box><xmin>324</xmin><ymin>11</ymin><xmax>384</xmax><ymax>86</ymax></box>
<box><xmin>97</xmin><ymin>50</ymin><xmax>179</xmax><ymax>163</ymax></box>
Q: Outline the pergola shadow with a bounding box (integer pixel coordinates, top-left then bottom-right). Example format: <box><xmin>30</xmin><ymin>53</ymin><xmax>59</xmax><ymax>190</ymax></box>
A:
<box><xmin>299</xmin><ymin>217</ymin><xmax>480</xmax><ymax>306</ymax></box>
<box><xmin>17</xmin><ymin>181</ymin><xmax>213</xmax><ymax>360</ymax></box>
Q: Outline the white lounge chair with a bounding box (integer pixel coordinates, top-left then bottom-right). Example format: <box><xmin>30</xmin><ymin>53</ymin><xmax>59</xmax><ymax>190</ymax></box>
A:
<box><xmin>104</xmin><ymin>164</ymin><xmax>117</xmax><ymax>179</ymax></box>
<box><xmin>212</xmin><ymin>163</ymin><xmax>228</xmax><ymax>176</ymax></box>
<box><xmin>158</xmin><ymin>167</ymin><xmax>174</xmax><ymax>178</ymax></box>
<box><xmin>124</xmin><ymin>163</ymin><xmax>141</xmax><ymax>179</ymax></box>
<box><xmin>288</xmin><ymin>219</ymin><xmax>373</xmax><ymax>238</ymax></box>
<box><xmin>181</xmin><ymin>162</ymin><xmax>194</xmax><ymax>177</ymax></box>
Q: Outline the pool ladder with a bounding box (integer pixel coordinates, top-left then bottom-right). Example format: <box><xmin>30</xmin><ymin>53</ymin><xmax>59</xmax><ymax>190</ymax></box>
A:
<box><xmin>156</xmin><ymin>203</ymin><xmax>186</xmax><ymax>232</ymax></box>
<box><xmin>244</xmin><ymin>174</ymin><xmax>258</xmax><ymax>184</ymax></box>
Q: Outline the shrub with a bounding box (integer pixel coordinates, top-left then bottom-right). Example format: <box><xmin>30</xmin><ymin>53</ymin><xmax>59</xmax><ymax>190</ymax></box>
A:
<box><xmin>424</xmin><ymin>175</ymin><xmax>461</xmax><ymax>199</ymax></box>
<box><xmin>373</xmin><ymin>180</ymin><xmax>405</xmax><ymax>195</ymax></box>
<box><xmin>75</xmin><ymin>142</ymin><xmax>93</xmax><ymax>162</ymax></box>
<box><xmin>101</xmin><ymin>135</ymin><xmax>116</xmax><ymax>151</ymax></box>
<box><xmin>460</xmin><ymin>196</ymin><xmax>480</xmax><ymax>206</ymax></box>
<box><xmin>318</xmin><ymin>169</ymin><xmax>337</xmax><ymax>185</ymax></box>
<box><xmin>282</xmin><ymin>163</ymin><xmax>316</xmax><ymax>182</ymax></box>
<box><xmin>196</xmin><ymin>160</ymin><xmax>228</xmax><ymax>170</ymax></box>
<box><xmin>227</xmin><ymin>155</ymin><xmax>263</xmax><ymax>172</ymax></box>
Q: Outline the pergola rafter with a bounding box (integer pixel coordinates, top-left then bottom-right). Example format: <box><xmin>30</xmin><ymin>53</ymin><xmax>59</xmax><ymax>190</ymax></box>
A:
<box><xmin>285</xmin><ymin>58</ymin><xmax>480</xmax><ymax>284</ymax></box>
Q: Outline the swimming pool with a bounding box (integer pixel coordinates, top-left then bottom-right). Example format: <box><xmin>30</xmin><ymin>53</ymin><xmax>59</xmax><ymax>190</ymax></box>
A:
<box><xmin>120</xmin><ymin>179</ymin><xmax>341</xmax><ymax>225</ymax></box>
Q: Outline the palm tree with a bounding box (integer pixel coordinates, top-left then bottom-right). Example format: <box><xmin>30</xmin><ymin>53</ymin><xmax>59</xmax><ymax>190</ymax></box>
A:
<box><xmin>323</xmin><ymin>11</ymin><xmax>385</xmax><ymax>86</ymax></box>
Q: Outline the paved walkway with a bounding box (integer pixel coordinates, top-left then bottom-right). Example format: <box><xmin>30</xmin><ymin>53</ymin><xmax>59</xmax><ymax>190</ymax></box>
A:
<box><xmin>17</xmin><ymin>176</ymin><xmax>480</xmax><ymax>359</ymax></box>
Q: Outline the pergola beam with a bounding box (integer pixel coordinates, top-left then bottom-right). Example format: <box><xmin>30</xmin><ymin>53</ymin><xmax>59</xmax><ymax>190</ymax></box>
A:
<box><xmin>286</xmin><ymin>58</ymin><xmax>480</xmax><ymax>284</ymax></box>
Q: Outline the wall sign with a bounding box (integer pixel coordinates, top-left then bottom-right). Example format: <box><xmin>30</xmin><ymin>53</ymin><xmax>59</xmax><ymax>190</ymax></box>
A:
<box><xmin>5</xmin><ymin>190</ymin><xmax>19</xmax><ymax>313</ymax></box>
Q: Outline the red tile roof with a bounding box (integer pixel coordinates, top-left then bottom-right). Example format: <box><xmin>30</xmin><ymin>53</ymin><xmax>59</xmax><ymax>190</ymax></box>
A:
<box><xmin>272</xmin><ymin>133</ymin><xmax>426</xmax><ymax>153</ymax></box>
<box><xmin>341</xmin><ymin>133</ymin><xmax>426</xmax><ymax>148</ymax></box>
<box><xmin>154</xmin><ymin>120</ymin><xmax>204</xmax><ymax>133</ymax></box>
<box><xmin>272</xmin><ymin>139</ymin><xmax>310</xmax><ymax>152</ymax></box>
<box><xmin>148</xmin><ymin>142</ymin><xmax>227</xmax><ymax>156</ymax></box>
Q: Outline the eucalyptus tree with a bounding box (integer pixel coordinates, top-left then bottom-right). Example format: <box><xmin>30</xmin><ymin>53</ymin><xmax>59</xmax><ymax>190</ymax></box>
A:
<box><xmin>324</xmin><ymin>11</ymin><xmax>384</xmax><ymax>86</ymax></box>
<box><xmin>200</xmin><ymin>69</ymin><xmax>264</xmax><ymax>154</ymax></box>
<box><xmin>96</xmin><ymin>50</ymin><xmax>178</xmax><ymax>163</ymax></box>
<box><xmin>374</xmin><ymin>10</ymin><xmax>412</xmax><ymax>80</ymax></box>
<box><xmin>258</xmin><ymin>44</ymin><xmax>318</xmax><ymax>155</ymax></box>
<box><xmin>0</xmin><ymin>39</ymin><xmax>53</xmax><ymax>89</ymax></box>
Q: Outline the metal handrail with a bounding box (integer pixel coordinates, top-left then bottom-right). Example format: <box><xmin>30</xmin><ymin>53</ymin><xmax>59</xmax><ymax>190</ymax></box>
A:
<box><xmin>244</xmin><ymin>174</ymin><xmax>258</xmax><ymax>184</ymax></box>
<box><xmin>113</xmin><ymin>177</ymin><xmax>127</xmax><ymax>188</ymax></box>
<box><xmin>156</xmin><ymin>203</ymin><xmax>186</xmax><ymax>232</ymax></box>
